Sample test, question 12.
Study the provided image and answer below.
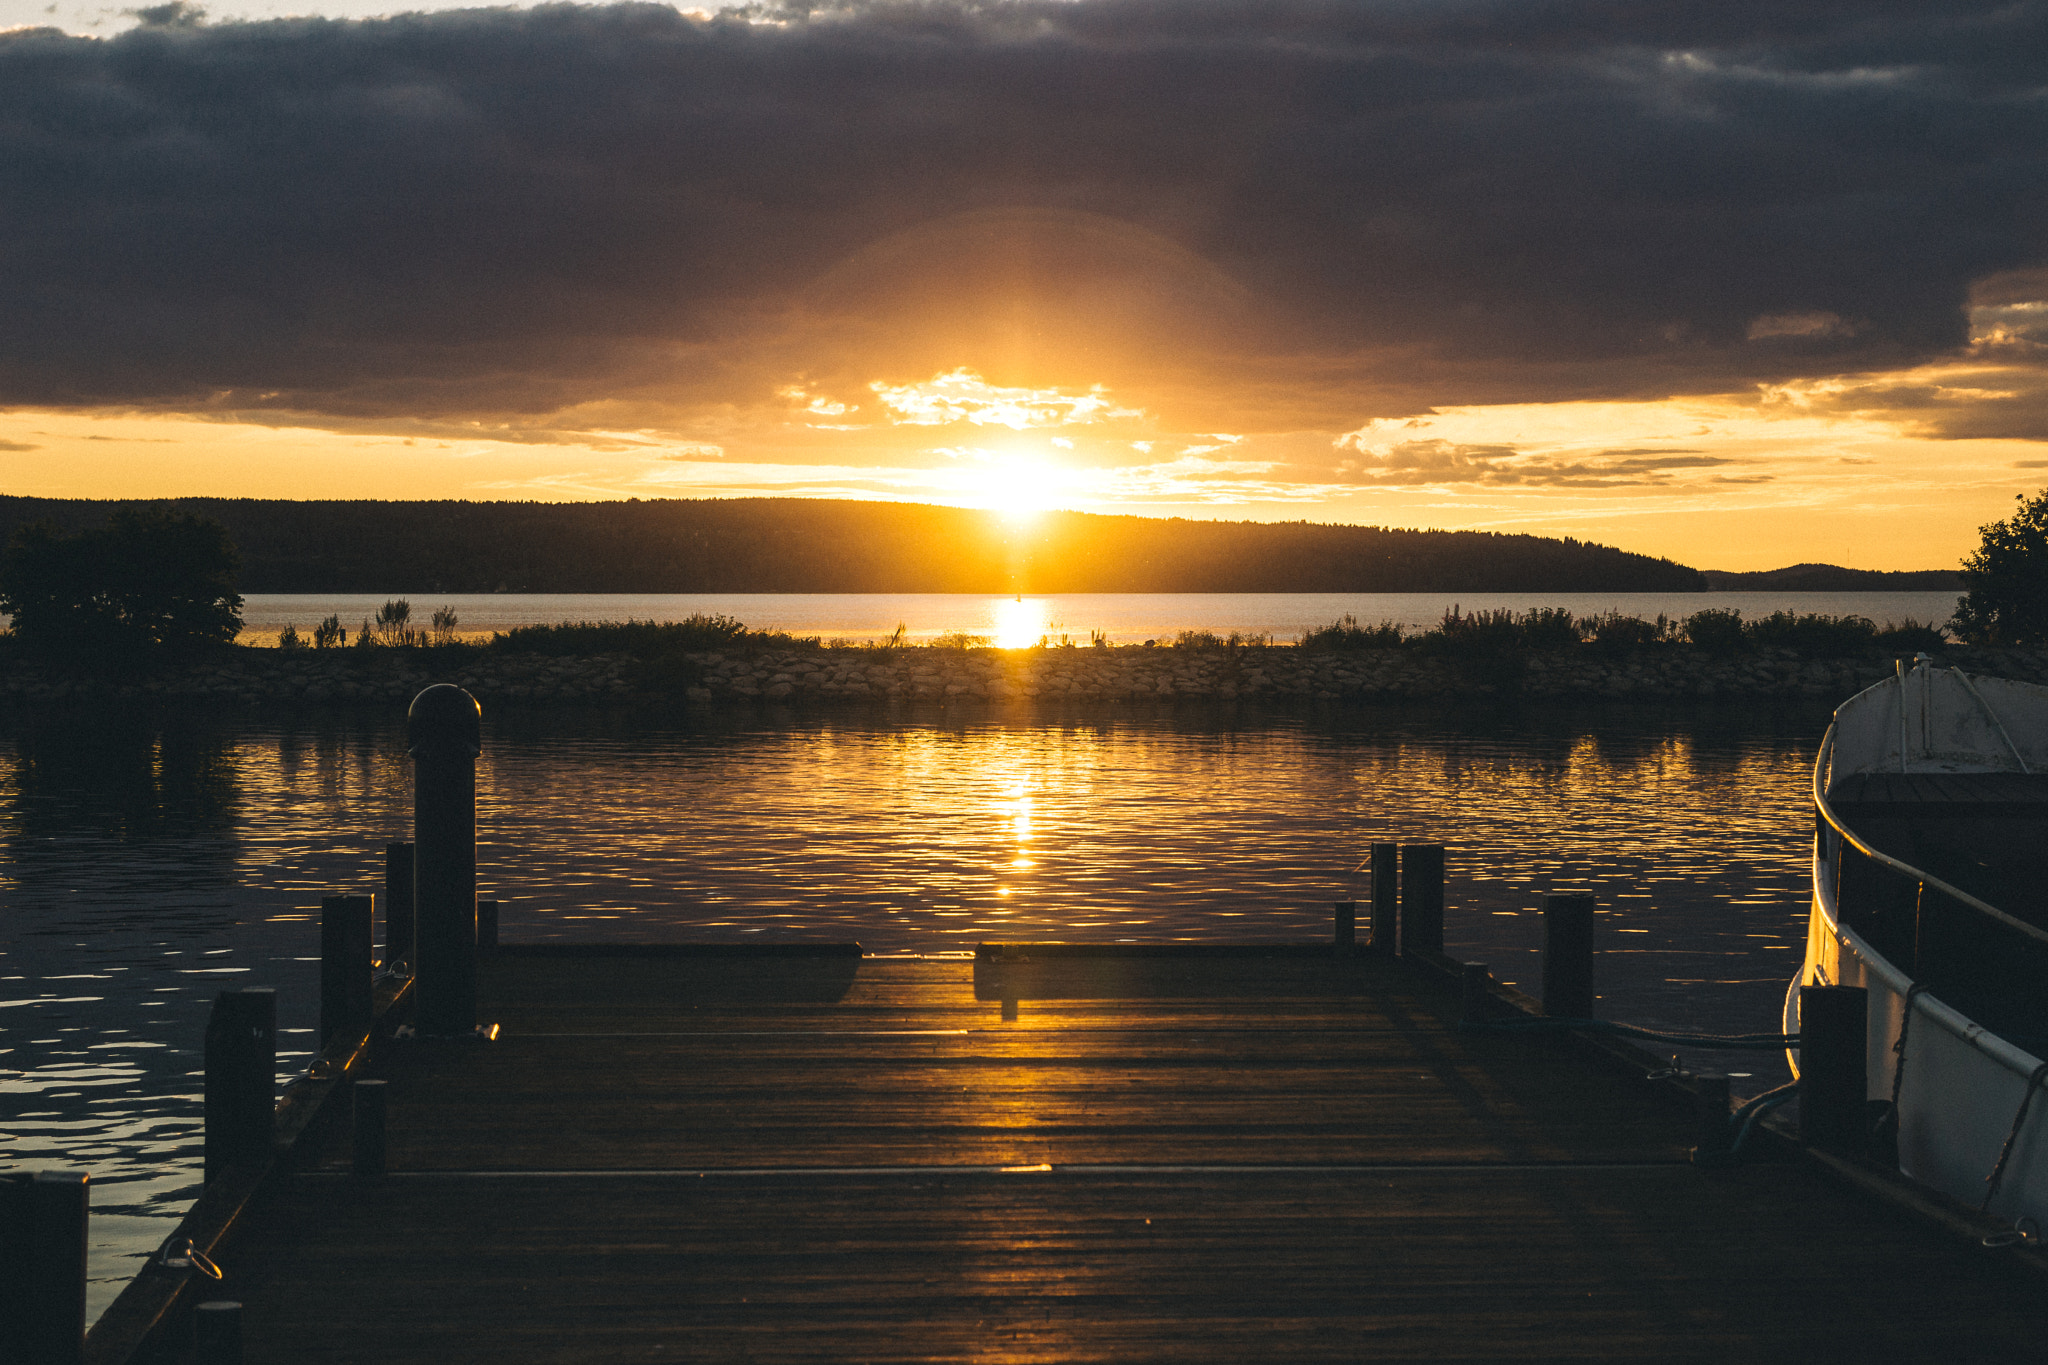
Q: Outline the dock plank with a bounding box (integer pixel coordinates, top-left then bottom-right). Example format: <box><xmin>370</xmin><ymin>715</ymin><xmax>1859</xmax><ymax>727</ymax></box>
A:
<box><xmin>210</xmin><ymin>1168</ymin><xmax>2048</xmax><ymax>1363</ymax></box>
<box><xmin>139</xmin><ymin>952</ymin><xmax>2048</xmax><ymax>1362</ymax></box>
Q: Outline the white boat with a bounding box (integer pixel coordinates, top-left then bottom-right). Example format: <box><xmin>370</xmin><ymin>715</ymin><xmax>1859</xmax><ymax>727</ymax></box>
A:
<box><xmin>1802</xmin><ymin>656</ymin><xmax>2048</xmax><ymax>1232</ymax></box>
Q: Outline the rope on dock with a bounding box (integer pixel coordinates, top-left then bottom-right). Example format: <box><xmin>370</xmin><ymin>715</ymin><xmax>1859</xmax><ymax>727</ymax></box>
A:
<box><xmin>1458</xmin><ymin>1017</ymin><xmax>1800</xmax><ymax>1051</ymax></box>
<box><xmin>1729</xmin><ymin>1081</ymin><xmax>1801</xmax><ymax>1156</ymax></box>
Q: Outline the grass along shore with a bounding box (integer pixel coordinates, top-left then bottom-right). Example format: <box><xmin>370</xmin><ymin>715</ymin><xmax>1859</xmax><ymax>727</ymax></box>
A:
<box><xmin>3</xmin><ymin>608</ymin><xmax>2041</xmax><ymax>709</ymax></box>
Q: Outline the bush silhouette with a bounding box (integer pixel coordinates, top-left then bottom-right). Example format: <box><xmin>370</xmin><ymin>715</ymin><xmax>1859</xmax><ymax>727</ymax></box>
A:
<box><xmin>0</xmin><ymin>509</ymin><xmax>242</xmax><ymax>664</ymax></box>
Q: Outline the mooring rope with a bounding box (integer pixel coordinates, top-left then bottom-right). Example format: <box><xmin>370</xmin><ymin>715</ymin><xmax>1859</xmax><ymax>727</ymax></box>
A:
<box><xmin>1459</xmin><ymin>1017</ymin><xmax>1799</xmax><ymax>1052</ymax></box>
<box><xmin>1981</xmin><ymin>1059</ymin><xmax>2048</xmax><ymax>1214</ymax></box>
<box><xmin>1729</xmin><ymin>1080</ymin><xmax>1803</xmax><ymax>1156</ymax></box>
<box><xmin>1873</xmin><ymin>981</ymin><xmax>1931</xmax><ymax>1142</ymax></box>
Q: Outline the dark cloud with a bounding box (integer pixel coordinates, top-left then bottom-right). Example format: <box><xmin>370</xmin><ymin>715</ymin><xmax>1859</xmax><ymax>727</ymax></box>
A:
<box><xmin>0</xmin><ymin>440</ymin><xmax>41</xmax><ymax>451</ymax></box>
<box><xmin>1</xmin><ymin>0</ymin><xmax>2045</xmax><ymax>431</ymax></box>
<box><xmin>1324</xmin><ymin>438</ymin><xmax>1747</xmax><ymax>487</ymax></box>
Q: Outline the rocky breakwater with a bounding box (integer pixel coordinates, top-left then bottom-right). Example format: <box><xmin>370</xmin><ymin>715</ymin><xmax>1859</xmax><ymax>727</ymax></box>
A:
<box><xmin>6</xmin><ymin>641</ymin><xmax>2048</xmax><ymax>709</ymax></box>
<box><xmin>685</xmin><ymin>641</ymin><xmax>2048</xmax><ymax>704</ymax></box>
<box><xmin>0</xmin><ymin>649</ymin><xmax>638</xmax><ymax>708</ymax></box>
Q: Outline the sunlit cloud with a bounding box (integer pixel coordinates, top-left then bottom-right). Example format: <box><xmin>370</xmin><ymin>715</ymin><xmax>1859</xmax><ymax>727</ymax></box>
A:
<box><xmin>869</xmin><ymin>369</ymin><xmax>1143</xmax><ymax>430</ymax></box>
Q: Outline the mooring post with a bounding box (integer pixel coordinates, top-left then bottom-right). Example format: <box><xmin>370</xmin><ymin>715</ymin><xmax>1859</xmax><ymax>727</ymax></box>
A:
<box><xmin>320</xmin><ymin>894</ymin><xmax>375</xmax><ymax>1050</ymax></box>
<box><xmin>0</xmin><ymin>1172</ymin><xmax>21</xmax><ymax>1356</ymax></box>
<box><xmin>1460</xmin><ymin>962</ymin><xmax>1492</xmax><ymax>1024</ymax></box>
<box><xmin>1691</xmin><ymin>1074</ymin><xmax>1733</xmax><ymax>1164</ymax></box>
<box><xmin>1542</xmin><ymin>892</ymin><xmax>1597</xmax><ymax>1018</ymax></box>
<box><xmin>1800</xmin><ymin>984</ymin><xmax>1869</xmax><ymax>1151</ymax></box>
<box><xmin>0</xmin><ymin>1170</ymin><xmax>88</xmax><ymax>1365</ymax></box>
<box><xmin>384</xmin><ymin>841</ymin><xmax>416</xmax><ymax>969</ymax></box>
<box><xmin>1369</xmin><ymin>843</ymin><xmax>1398</xmax><ymax>953</ymax></box>
<box><xmin>204</xmin><ymin>988</ymin><xmax>276</xmax><ymax>1181</ymax></box>
<box><xmin>194</xmin><ymin>1299</ymin><xmax>244</xmax><ymax>1365</ymax></box>
<box><xmin>410</xmin><ymin>685</ymin><xmax>481</xmax><ymax>1037</ymax></box>
<box><xmin>1333</xmin><ymin>901</ymin><xmax>1356</xmax><ymax>949</ymax></box>
<box><xmin>477</xmin><ymin>899</ymin><xmax>500</xmax><ymax>953</ymax></box>
<box><xmin>1399</xmin><ymin>844</ymin><xmax>1445</xmax><ymax>955</ymax></box>
<box><xmin>352</xmin><ymin>1079</ymin><xmax>388</xmax><ymax>1177</ymax></box>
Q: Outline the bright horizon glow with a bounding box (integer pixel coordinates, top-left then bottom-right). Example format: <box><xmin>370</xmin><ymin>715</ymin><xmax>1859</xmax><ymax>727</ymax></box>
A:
<box><xmin>0</xmin><ymin>367</ymin><xmax>2041</xmax><ymax>572</ymax></box>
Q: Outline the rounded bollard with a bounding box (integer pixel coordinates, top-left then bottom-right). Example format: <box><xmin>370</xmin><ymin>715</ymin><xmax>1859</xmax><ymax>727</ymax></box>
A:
<box><xmin>409</xmin><ymin>685</ymin><xmax>481</xmax><ymax>1037</ymax></box>
<box><xmin>7</xmin><ymin>1170</ymin><xmax>89</xmax><ymax>1365</ymax></box>
<box><xmin>194</xmin><ymin>1300</ymin><xmax>244</xmax><ymax>1365</ymax></box>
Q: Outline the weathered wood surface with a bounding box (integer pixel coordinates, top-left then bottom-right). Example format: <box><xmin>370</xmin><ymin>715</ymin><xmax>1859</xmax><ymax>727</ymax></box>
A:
<box><xmin>145</xmin><ymin>954</ymin><xmax>2048</xmax><ymax>1362</ymax></box>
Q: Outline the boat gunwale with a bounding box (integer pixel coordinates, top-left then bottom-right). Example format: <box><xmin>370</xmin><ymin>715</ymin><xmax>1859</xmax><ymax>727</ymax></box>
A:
<box><xmin>1813</xmin><ymin>682</ymin><xmax>2048</xmax><ymax>953</ymax></box>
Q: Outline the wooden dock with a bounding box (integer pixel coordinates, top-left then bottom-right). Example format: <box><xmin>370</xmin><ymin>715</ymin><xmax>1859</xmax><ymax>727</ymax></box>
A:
<box><xmin>113</xmin><ymin>945</ymin><xmax>2048</xmax><ymax>1362</ymax></box>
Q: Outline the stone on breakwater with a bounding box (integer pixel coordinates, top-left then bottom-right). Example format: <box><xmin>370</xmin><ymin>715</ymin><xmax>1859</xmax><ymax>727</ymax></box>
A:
<box><xmin>3</xmin><ymin>642</ymin><xmax>2046</xmax><ymax>708</ymax></box>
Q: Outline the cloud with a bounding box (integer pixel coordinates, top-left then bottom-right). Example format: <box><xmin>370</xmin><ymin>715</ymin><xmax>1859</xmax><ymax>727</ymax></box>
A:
<box><xmin>0</xmin><ymin>0</ymin><xmax>2044</xmax><ymax>434</ymax></box>
<box><xmin>1328</xmin><ymin>437</ymin><xmax>1748</xmax><ymax>488</ymax></box>
<box><xmin>0</xmin><ymin>439</ymin><xmax>39</xmax><ymax>451</ymax></box>
<box><xmin>867</xmin><ymin>369</ymin><xmax>1142</xmax><ymax>429</ymax></box>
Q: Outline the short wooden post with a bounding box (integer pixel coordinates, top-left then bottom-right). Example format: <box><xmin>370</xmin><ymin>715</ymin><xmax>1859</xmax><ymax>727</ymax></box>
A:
<box><xmin>1333</xmin><ymin>901</ymin><xmax>1356</xmax><ymax>949</ymax></box>
<box><xmin>353</xmin><ymin>1080</ymin><xmax>388</xmax><ymax>1177</ymax></box>
<box><xmin>1</xmin><ymin>1170</ymin><xmax>88</xmax><ymax>1365</ymax></box>
<box><xmin>204</xmin><ymin>987</ymin><xmax>276</xmax><ymax>1181</ymax></box>
<box><xmin>1460</xmin><ymin>962</ymin><xmax>1492</xmax><ymax>1024</ymax></box>
<box><xmin>1399</xmin><ymin>844</ymin><xmax>1445</xmax><ymax>955</ymax></box>
<box><xmin>320</xmin><ymin>894</ymin><xmax>374</xmax><ymax>1050</ymax></box>
<box><xmin>1369</xmin><ymin>843</ymin><xmax>1398</xmax><ymax>953</ymax></box>
<box><xmin>194</xmin><ymin>1299</ymin><xmax>244</xmax><ymax>1365</ymax></box>
<box><xmin>1800</xmin><ymin>985</ymin><xmax>1869</xmax><ymax>1151</ymax></box>
<box><xmin>1691</xmin><ymin>1075</ymin><xmax>1733</xmax><ymax>1164</ymax></box>
<box><xmin>477</xmin><ymin>899</ymin><xmax>500</xmax><ymax>952</ymax></box>
<box><xmin>384</xmin><ymin>842</ymin><xmax>417</xmax><ymax>968</ymax></box>
<box><xmin>1542</xmin><ymin>892</ymin><xmax>1597</xmax><ymax>1018</ymax></box>
<box><xmin>0</xmin><ymin>1172</ymin><xmax>22</xmax><ymax>1356</ymax></box>
<box><xmin>410</xmin><ymin>685</ymin><xmax>481</xmax><ymax>1037</ymax></box>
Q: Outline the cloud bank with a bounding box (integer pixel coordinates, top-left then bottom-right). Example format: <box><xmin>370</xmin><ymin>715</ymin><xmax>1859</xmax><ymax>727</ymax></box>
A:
<box><xmin>2</xmin><ymin>0</ymin><xmax>2046</xmax><ymax>437</ymax></box>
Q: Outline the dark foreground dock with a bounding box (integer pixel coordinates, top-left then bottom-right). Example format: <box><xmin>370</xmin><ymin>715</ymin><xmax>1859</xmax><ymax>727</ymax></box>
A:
<box><xmin>115</xmin><ymin>947</ymin><xmax>2048</xmax><ymax>1363</ymax></box>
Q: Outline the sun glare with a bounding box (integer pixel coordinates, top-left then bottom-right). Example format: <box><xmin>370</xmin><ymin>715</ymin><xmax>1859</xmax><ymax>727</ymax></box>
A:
<box><xmin>944</xmin><ymin>449</ymin><xmax>1070</xmax><ymax>520</ymax></box>
<box><xmin>993</xmin><ymin>597</ymin><xmax>1049</xmax><ymax>649</ymax></box>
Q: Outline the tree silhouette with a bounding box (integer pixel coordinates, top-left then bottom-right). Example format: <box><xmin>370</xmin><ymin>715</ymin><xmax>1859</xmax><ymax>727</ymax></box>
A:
<box><xmin>0</xmin><ymin>509</ymin><xmax>243</xmax><ymax>662</ymax></box>
<box><xmin>1952</xmin><ymin>489</ymin><xmax>2048</xmax><ymax>645</ymax></box>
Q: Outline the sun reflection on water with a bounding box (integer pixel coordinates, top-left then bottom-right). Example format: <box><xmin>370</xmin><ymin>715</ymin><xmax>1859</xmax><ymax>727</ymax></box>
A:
<box><xmin>992</xmin><ymin>598</ymin><xmax>1050</xmax><ymax>649</ymax></box>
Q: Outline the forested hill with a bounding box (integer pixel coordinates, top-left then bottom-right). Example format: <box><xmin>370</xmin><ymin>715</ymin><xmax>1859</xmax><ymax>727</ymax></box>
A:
<box><xmin>1700</xmin><ymin>564</ymin><xmax>1964</xmax><ymax>591</ymax></box>
<box><xmin>0</xmin><ymin>497</ymin><xmax>1705</xmax><ymax>594</ymax></box>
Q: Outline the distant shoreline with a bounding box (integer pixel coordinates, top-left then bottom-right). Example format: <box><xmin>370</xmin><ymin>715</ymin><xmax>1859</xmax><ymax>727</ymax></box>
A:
<box><xmin>226</xmin><ymin>587</ymin><xmax>1966</xmax><ymax>650</ymax></box>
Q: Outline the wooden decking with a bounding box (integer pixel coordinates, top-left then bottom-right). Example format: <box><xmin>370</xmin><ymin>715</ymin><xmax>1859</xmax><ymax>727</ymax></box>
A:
<box><xmin>145</xmin><ymin>951</ymin><xmax>2048</xmax><ymax>1362</ymax></box>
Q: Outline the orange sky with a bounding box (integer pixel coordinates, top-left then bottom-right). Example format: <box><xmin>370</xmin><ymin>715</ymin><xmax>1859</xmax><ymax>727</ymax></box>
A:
<box><xmin>4</xmin><ymin>3</ymin><xmax>2046</xmax><ymax>572</ymax></box>
<box><xmin>3</xmin><ymin>351</ymin><xmax>2037</xmax><ymax>571</ymax></box>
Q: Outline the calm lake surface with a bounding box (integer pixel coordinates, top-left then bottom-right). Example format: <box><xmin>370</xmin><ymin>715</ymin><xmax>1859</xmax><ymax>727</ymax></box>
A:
<box><xmin>1</xmin><ymin>698</ymin><xmax>1828</xmax><ymax>1321</ymax></box>
<box><xmin>236</xmin><ymin>590</ymin><xmax>1963</xmax><ymax>646</ymax></box>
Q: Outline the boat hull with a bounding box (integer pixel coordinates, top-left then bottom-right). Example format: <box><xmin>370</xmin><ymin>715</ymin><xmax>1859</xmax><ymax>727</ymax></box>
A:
<box><xmin>1805</xmin><ymin>662</ymin><xmax>2048</xmax><ymax>1230</ymax></box>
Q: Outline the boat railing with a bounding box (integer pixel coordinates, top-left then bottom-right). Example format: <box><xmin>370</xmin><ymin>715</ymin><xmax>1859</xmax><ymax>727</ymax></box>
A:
<box><xmin>1814</xmin><ymin>726</ymin><xmax>2048</xmax><ymax>1047</ymax></box>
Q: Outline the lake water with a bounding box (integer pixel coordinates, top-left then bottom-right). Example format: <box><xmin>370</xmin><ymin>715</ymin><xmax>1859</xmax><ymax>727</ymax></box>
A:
<box><xmin>0</xmin><ymin>698</ymin><xmax>1828</xmax><ymax>1323</ymax></box>
<box><xmin>236</xmin><ymin>590</ymin><xmax>1964</xmax><ymax>647</ymax></box>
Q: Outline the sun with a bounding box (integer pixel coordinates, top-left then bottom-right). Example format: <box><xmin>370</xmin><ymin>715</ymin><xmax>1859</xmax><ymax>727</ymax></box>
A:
<box><xmin>955</xmin><ymin>450</ymin><xmax>1066</xmax><ymax>521</ymax></box>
